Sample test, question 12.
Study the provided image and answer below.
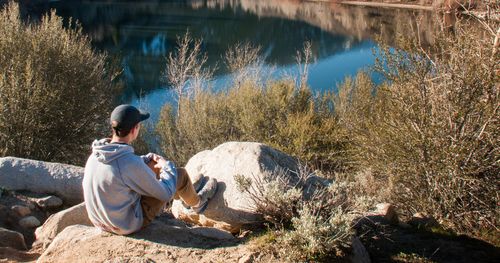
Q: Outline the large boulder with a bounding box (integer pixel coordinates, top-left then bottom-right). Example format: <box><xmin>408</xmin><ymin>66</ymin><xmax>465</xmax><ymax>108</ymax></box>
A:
<box><xmin>0</xmin><ymin>227</ymin><xmax>27</xmax><ymax>250</ymax></box>
<box><xmin>0</xmin><ymin>157</ymin><xmax>84</xmax><ymax>204</ymax></box>
<box><xmin>37</xmin><ymin>220</ymin><xmax>241</xmax><ymax>263</ymax></box>
<box><xmin>171</xmin><ymin>142</ymin><xmax>301</xmax><ymax>233</ymax></box>
<box><xmin>34</xmin><ymin>202</ymin><xmax>92</xmax><ymax>249</ymax></box>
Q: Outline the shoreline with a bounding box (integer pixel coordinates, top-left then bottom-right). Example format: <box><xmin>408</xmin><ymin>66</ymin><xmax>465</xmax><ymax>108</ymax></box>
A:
<box><xmin>305</xmin><ymin>0</ymin><xmax>434</xmax><ymax>11</ymax></box>
<box><xmin>307</xmin><ymin>0</ymin><xmax>499</xmax><ymax>21</ymax></box>
<box><xmin>338</xmin><ymin>1</ymin><xmax>433</xmax><ymax>11</ymax></box>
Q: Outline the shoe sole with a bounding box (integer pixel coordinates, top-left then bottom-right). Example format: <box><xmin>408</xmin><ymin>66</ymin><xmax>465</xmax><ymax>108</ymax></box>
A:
<box><xmin>198</xmin><ymin>177</ymin><xmax>218</xmax><ymax>202</ymax></box>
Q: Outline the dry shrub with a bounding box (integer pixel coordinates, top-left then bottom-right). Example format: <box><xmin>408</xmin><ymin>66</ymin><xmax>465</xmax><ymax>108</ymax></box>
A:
<box><xmin>165</xmin><ymin>31</ymin><xmax>210</xmax><ymax>108</ymax></box>
<box><xmin>338</xmin><ymin>22</ymin><xmax>499</xmax><ymax>237</ymax></box>
<box><xmin>0</xmin><ymin>2</ymin><xmax>119</xmax><ymax>164</ymax></box>
<box><xmin>224</xmin><ymin>42</ymin><xmax>263</xmax><ymax>86</ymax></box>
<box><xmin>234</xmin><ymin>170</ymin><xmax>302</xmax><ymax>227</ymax></box>
<box><xmin>282</xmin><ymin>179</ymin><xmax>371</xmax><ymax>262</ymax></box>
<box><xmin>234</xmin><ymin>165</ymin><xmax>364</xmax><ymax>262</ymax></box>
<box><xmin>280</xmin><ymin>204</ymin><xmax>353</xmax><ymax>261</ymax></box>
<box><xmin>157</xmin><ymin>81</ymin><xmax>352</xmax><ymax>170</ymax></box>
<box><xmin>157</xmin><ymin>39</ymin><xmax>353</xmax><ymax>170</ymax></box>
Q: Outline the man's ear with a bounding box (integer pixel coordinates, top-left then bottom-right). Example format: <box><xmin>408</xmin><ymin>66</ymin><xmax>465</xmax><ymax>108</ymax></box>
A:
<box><xmin>134</xmin><ymin>123</ymin><xmax>141</xmax><ymax>134</ymax></box>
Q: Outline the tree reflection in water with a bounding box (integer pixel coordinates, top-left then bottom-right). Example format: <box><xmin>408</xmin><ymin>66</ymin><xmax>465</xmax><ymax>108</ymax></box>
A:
<box><xmin>17</xmin><ymin>0</ymin><xmax>438</xmax><ymax>101</ymax></box>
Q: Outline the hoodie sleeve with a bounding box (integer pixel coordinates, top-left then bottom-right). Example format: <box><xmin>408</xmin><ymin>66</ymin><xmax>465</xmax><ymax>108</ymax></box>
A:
<box><xmin>118</xmin><ymin>156</ymin><xmax>176</xmax><ymax>202</ymax></box>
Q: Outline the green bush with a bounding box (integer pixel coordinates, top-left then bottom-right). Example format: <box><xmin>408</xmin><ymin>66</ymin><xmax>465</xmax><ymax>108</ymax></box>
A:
<box><xmin>0</xmin><ymin>2</ymin><xmax>120</xmax><ymax>164</ymax></box>
<box><xmin>338</xmin><ymin>22</ymin><xmax>499</xmax><ymax>237</ymax></box>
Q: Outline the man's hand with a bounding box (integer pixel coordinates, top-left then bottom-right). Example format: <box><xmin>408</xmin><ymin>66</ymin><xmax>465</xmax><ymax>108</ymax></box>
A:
<box><xmin>145</xmin><ymin>153</ymin><xmax>177</xmax><ymax>182</ymax></box>
<box><xmin>151</xmin><ymin>154</ymin><xmax>167</xmax><ymax>169</ymax></box>
<box><xmin>147</xmin><ymin>159</ymin><xmax>161</xmax><ymax>179</ymax></box>
<box><xmin>144</xmin><ymin>153</ymin><xmax>167</xmax><ymax>179</ymax></box>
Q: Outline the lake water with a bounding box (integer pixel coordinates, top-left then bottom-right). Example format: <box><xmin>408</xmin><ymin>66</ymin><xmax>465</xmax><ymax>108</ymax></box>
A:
<box><xmin>24</xmin><ymin>0</ymin><xmax>437</xmax><ymax>115</ymax></box>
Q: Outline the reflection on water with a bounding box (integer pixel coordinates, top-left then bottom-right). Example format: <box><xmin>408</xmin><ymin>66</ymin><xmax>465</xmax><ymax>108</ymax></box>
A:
<box><xmin>21</xmin><ymin>0</ymin><xmax>438</xmax><ymax>104</ymax></box>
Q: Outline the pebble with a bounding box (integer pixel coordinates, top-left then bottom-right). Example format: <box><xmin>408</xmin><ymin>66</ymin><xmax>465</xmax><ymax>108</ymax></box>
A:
<box><xmin>408</xmin><ymin>212</ymin><xmax>440</xmax><ymax>228</ymax></box>
<box><xmin>11</xmin><ymin>205</ymin><xmax>31</xmax><ymax>217</ymax></box>
<box><xmin>35</xmin><ymin>195</ymin><xmax>63</xmax><ymax>208</ymax></box>
<box><xmin>19</xmin><ymin>216</ymin><xmax>41</xmax><ymax>228</ymax></box>
<box><xmin>27</xmin><ymin>202</ymin><xmax>36</xmax><ymax>210</ymax></box>
<box><xmin>239</xmin><ymin>254</ymin><xmax>254</xmax><ymax>263</ymax></box>
<box><xmin>375</xmin><ymin>203</ymin><xmax>399</xmax><ymax>224</ymax></box>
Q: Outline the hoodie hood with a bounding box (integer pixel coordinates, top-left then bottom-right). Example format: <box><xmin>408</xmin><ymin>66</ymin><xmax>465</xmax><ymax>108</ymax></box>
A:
<box><xmin>91</xmin><ymin>138</ymin><xmax>134</xmax><ymax>163</ymax></box>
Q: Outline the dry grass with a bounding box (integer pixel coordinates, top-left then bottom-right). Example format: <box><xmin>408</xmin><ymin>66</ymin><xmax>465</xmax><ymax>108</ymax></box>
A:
<box><xmin>0</xmin><ymin>2</ymin><xmax>119</xmax><ymax>165</ymax></box>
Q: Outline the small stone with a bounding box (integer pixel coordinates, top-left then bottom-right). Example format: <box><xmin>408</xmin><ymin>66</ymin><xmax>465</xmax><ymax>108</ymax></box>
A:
<box><xmin>19</xmin><ymin>216</ymin><xmax>41</xmax><ymax>228</ymax></box>
<box><xmin>239</xmin><ymin>254</ymin><xmax>254</xmax><ymax>263</ymax></box>
<box><xmin>349</xmin><ymin>236</ymin><xmax>371</xmax><ymax>263</ymax></box>
<box><xmin>36</xmin><ymin>195</ymin><xmax>63</xmax><ymax>209</ymax></box>
<box><xmin>375</xmin><ymin>203</ymin><xmax>399</xmax><ymax>224</ymax></box>
<box><xmin>238</xmin><ymin>230</ymin><xmax>251</xmax><ymax>238</ymax></box>
<box><xmin>11</xmin><ymin>205</ymin><xmax>31</xmax><ymax>217</ymax></box>
<box><xmin>0</xmin><ymin>227</ymin><xmax>27</xmax><ymax>250</ymax></box>
<box><xmin>398</xmin><ymin>222</ymin><xmax>411</xmax><ymax>229</ymax></box>
<box><xmin>27</xmin><ymin>202</ymin><xmax>36</xmax><ymax>210</ymax></box>
<box><xmin>408</xmin><ymin>212</ymin><xmax>440</xmax><ymax>228</ymax></box>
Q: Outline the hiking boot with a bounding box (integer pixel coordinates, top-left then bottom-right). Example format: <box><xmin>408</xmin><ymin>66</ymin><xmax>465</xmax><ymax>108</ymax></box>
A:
<box><xmin>191</xmin><ymin>177</ymin><xmax>218</xmax><ymax>214</ymax></box>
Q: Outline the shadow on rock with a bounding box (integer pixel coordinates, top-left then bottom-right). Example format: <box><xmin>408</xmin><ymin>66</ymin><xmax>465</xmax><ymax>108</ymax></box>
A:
<box><xmin>132</xmin><ymin>214</ymin><xmax>239</xmax><ymax>249</ymax></box>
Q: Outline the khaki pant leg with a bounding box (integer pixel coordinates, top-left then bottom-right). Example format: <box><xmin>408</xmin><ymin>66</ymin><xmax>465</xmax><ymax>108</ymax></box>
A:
<box><xmin>174</xmin><ymin>167</ymin><xmax>200</xmax><ymax>207</ymax></box>
<box><xmin>141</xmin><ymin>160</ymin><xmax>165</xmax><ymax>227</ymax></box>
<box><xmin>140</xmin><ymin>195</ymin><xmax>165</xmax><ymax>227</ymax></box>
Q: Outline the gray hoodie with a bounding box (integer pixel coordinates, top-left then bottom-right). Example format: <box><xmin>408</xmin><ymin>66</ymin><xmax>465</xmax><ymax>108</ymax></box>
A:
<box><xmin>83</xmin><ymin>138</ymin><xmax>177</xmax><ymax>235</ymax></box>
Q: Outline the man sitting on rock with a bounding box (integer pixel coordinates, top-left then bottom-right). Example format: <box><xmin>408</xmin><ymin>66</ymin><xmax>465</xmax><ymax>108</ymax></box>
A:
<box><xmin>82</xmin><ymin>104</ymin><xmax>217</xmax><ymax>235</ymax></box>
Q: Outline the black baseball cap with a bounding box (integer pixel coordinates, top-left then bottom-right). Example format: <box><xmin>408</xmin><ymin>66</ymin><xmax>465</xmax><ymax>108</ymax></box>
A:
<box><xmin>110</xmin><ymin>104</ymin><xmax>150</xmax><ymax>131</ymax></box>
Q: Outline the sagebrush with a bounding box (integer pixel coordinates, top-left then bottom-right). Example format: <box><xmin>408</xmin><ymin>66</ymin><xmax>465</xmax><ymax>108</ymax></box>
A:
<box><xmin>0</xmin><ymin>2</ymin><xmax>120</xmax><ymax>164</ymax></box>
<box><xmin>234</xmin><ymin>165</ymin><xmax>364</xmax><ymax>262</ymax></box>
<box><xmin>338</xmin><ymin>21</ymin><xmax>499</xmax><ymax>237</ymax></box>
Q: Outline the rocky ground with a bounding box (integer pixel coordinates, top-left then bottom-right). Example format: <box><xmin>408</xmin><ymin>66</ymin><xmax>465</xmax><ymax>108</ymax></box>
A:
<box><xmin>0</xmin><ymin>190</ymin><xmax>276</xmax><ymax>263</ymax></box>
<box><xmin>0</xmin><ymin>189</ymin><xmax>67</xmax><ymax>262</ymax></box>
<box><xmin>0</xmin><ymin>190</ymin><xmax>70</xmax><ymax>246</ymax></box>
<box><xmin>1</xmin><ymin>190</ymin><xmax>499</xmax><ymax>263</ymax></box>
<box><xmin>0</xmin><ymin>194</ymin><xmax>284</xmax><ymax>263</ymax></box>
<box><xmin>1</xmin><ymin>144</ymin><xmax>499</xmax><ymax>263</ymax></box>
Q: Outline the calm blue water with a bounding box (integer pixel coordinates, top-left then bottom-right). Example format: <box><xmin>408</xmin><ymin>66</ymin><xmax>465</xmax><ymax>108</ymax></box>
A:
<box><xmin>24</xmin><ymin>0</ymin><xmax>435</xmax><ymax>117</ymax></box>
